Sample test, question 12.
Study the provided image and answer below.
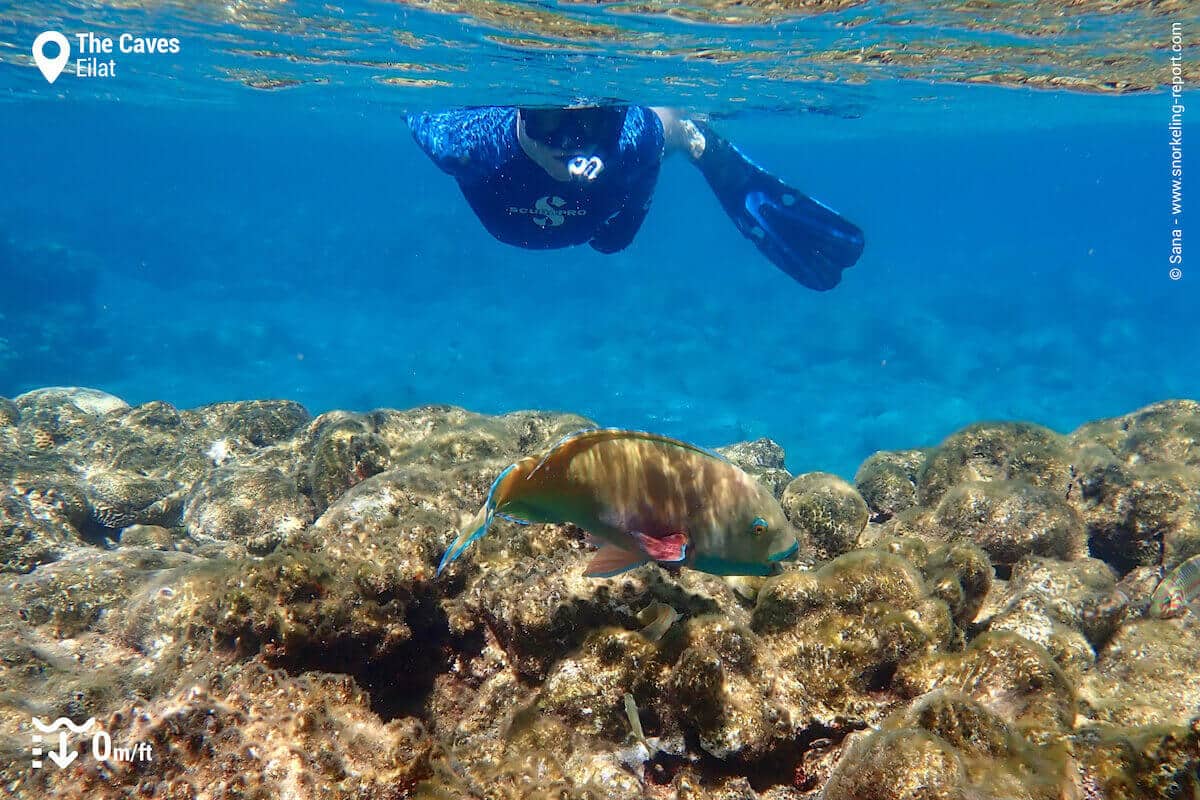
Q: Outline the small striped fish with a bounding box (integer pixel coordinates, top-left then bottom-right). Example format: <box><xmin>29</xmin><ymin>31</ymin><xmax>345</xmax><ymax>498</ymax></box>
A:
<box><xmin>1149</xmin><ymin>554</ymin><xmax>1200</xmax><ymax>618</ymax></box>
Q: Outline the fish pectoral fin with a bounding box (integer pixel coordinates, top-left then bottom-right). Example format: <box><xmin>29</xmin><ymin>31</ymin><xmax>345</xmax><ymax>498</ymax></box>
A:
<box><xmin>630</xmin><ymin>531</ymin><xmax>689</xmax><ymax>563</ymax></box>
<box><xmin>584</xmin><ymin>544</ymin><xmax>649</xmax><ymax>578</ymax></box>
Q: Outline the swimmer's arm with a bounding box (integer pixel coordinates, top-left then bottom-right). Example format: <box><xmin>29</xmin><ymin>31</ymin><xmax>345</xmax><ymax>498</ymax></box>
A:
<box><xmin>590</xmin><ymin>106</ymin><xmax>667</xmax><ymax>250</ymax></box>
<box><xmin>589</xmin><ymin>190</ymin><xmax>654</xmax><ymax>254</ymax></box>
<box><xmin>406</xmin><ymin>107</ymin><xmax>515</xmax><ymax>179</ymax></box>
<box><xmin>651</xmin><ymin>107</ymin><xmax>707</xmax><ymax>160</ymax></box>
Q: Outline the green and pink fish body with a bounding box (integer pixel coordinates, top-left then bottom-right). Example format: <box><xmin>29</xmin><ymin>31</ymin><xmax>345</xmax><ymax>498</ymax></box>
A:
<box><xmin>1150</xmin><ymin>553</ymin><xmax>1200</xmax><ymax>618</ymax></box>
<box><xmin>438</xmin><ymin>429</ymin><xmax>800</xmax><ymax>577</ymax></box>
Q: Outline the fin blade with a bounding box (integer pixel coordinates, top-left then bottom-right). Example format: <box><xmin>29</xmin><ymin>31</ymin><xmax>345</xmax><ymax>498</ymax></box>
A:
<box><xmin>585</xmin><ymin>544</ymin><xmax>649</xmax><ymax>578</ymax></box>
<box><xmin>692</xmin><ymin>121</ymin><xmax>863</xmax><ymax>292</ymax></box>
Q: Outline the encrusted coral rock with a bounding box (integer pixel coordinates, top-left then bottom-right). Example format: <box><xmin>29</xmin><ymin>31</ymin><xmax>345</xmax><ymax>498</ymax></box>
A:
<box><xmin>932</xmin><ymin>480</ymin><xmax>1087</xmax><ymax>569</ymax></box>
<box><xmin>895</xmin><ymin>630</ymin><xmax>1076</xmax><ymax>735</ymax></box>
<box><xmin>6</xmin><ymin>391</ymin><xmax>1200</xmax><ymax>800</ymax></box>
<box><xmin>540</xmin><ymin>627</ymin><xmax>664</xmax><ymax>738</ymax></box>
<box><xmin>985</xmin><ymin>557</ymin><xmax>1125</xmax><ymax>678</ymax></box>
<box><xmin>1079</xmin><ymin>615</ymin><xmax>1200</xmax><ymax>728</ymax></box>
<box><xmin>84</xmin><ymin>470</ymin><xmax>181</xmax><ymax>530</ymax></box>
<box><xmin>0</xmin><ymin>396</ymin><xmax>19</xmax><ymax>427</ymax></box>
<box><xmin>854</xmin><ymin>448</ymin><xmax>926</xmax><ymax>521</ymax></box>
<box><xmin>716</xmin><ymin>437</ymin><xmax>793</xmax><ymax>498</ymax></box>
<box><xmin>824</xmin><ymin>689</ymin><xmax>1073</xmax><ymax>800</ymax></box>
<box><xmin>780</xmin><ymin>472</ymin><xmax>869</xmax><ymax>561</ymax></box>
<box><xmin>34</xmin><ymin>662</ymin><xmax>433</xmax><ymax>800</ymax></box>
<box><xmin>1072</xmin><ymin>720</ymin><xmax>1200</xmax><ymax>800</ymax></box>
<box><xmin>0</xmin><ymin>479</ymin><xmax>90</xmax><ymax>573</ymax></box>
<box><xmin>917</xmin><ymin>421</ymin><xmax>1074</xmax><ymax>507</ymax></box>
<box><xmin>16</xmin><ymin>386</ymin><xmax>128</xmax><ymax>423</ymax></box>
<box><xmin>183</xmin><ymin>465</ymin><xmax>313</xmax><ymax>555</ymax></box>
<box><xmin>302</xmin><ymin>412</ymin><xmax>394</xmax><ymax>511</ymax></box>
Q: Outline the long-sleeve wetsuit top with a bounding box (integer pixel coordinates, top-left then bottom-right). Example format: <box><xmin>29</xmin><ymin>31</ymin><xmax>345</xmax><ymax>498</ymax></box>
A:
<box><xmin>407</xmin><ymin>106</ymin><xmax>665</xmax><ymax>252</ymax></box>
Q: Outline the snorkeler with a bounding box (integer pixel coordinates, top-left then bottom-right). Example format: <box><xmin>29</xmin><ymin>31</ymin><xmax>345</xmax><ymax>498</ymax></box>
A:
<box><xmin>406</xmin><ymin>106</ymin><xmax>865</xmax><ymax>291</ymax></box>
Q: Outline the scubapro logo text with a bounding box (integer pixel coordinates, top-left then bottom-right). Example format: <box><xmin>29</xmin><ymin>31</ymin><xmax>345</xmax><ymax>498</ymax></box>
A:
<box><xmin>506</xmin><ymin>196</ymin><xmax>586</xmax><ymax>228</ymax></box>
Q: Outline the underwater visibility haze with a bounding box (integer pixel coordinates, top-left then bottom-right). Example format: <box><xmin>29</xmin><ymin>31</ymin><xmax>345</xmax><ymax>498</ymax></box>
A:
<box><xmin>2</xmin><ymin>0</ymin><xmax>1200</xmax><ymax>798</ymax></box>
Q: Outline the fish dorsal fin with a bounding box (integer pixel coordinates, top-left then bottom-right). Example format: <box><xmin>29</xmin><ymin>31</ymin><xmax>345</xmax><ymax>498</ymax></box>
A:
<box><xmin>529</xmin><ymin>428</ymin><xmax>729</xmax><ymax>479</ymax></box>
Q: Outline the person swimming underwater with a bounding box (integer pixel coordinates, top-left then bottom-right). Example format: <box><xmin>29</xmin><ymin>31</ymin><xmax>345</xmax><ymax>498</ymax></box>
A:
<box><xmin>406</xmin><ymin>105</ymin><xmax>865</xmax><ymax>291</ymax></box>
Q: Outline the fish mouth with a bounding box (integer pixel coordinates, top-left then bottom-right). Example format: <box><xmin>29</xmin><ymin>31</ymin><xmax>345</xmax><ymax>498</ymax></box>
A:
<box><xmin>768</xmin><ymin>540</ymin><xmax>800</xmax><ymax>562</ymax></box>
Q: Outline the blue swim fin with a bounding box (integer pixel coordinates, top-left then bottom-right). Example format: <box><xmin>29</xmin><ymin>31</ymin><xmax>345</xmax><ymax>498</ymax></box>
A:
<box><xmin>693</xmin><ymin>122</ymin><xmax>865</xmax><ymax>291</ymax></box>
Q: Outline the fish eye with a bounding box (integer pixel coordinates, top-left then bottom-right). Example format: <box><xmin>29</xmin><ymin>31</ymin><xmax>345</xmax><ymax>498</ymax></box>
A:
<box><xmin>751</xmin><ymin>516</ymin><xmax>768</xmax><ymax>535</ymax></box>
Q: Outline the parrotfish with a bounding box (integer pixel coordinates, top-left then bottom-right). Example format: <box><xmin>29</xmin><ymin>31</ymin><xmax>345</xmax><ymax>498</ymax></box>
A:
<box><xmin>438</xmin><ymin>429</ymin><xmax>800</xmax><ymax>577</ymax></box>
<box><xmin>1149</xmin><ymin>553</ymin><xmax>1200</xmax><ymax>618</ymax></box>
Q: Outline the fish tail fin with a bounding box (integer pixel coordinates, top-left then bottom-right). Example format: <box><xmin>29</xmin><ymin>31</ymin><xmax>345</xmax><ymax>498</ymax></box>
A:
<box><xmin>437</xmin><ymin>462</ymin><xmax>524</xmax><ymax>575</ymax></box>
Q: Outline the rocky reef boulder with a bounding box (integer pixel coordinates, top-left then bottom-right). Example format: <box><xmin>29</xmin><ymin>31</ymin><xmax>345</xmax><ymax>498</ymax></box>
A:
<box><xmin>2</xmin><ymin>391</ymin><xmax>1199</xmax><ymax>800</ymax></box>
<box><xmin>1069</xmin><ymin>401</ymin><xmax>1200</xmax><ymax>573</ymax></box>
<box><xmin>780</xmin><ymin>472</ymin><xmax>869</xmax><ymax>561</ymax></box>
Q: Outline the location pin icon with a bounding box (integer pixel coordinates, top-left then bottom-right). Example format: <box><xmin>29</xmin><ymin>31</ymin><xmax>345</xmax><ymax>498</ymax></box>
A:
<box><xmin>32</xmin><ymin>31</ymin><xmax>70</xmax><ymax>84</ymax></box>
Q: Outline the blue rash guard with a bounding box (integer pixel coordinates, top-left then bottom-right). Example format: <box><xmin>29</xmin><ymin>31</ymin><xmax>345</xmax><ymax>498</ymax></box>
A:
<box><xmin>407</xmin><ymin>107</ymin><xmax>666</xmax><ymax>253</ymax></box>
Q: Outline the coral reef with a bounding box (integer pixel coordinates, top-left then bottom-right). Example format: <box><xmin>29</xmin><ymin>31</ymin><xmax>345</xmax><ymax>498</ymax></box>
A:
<box><xmin>779</xmin><ymin>472</ymin><xmax>868</xmax><ymax>561</ymax></box>
<box><xmin>853</xmin><ymin>448</ymin><xmax>925</xmax><ymax>521</ymax></box>
<box><xmin>2</xmin><ymin>389</ymin><xmax>1199</xmax><ymax>800</ymax></box>
<box><xmin>182</xmin><ymin>465</ymin><xmax>314</xmax><ymax>555</ymax></box>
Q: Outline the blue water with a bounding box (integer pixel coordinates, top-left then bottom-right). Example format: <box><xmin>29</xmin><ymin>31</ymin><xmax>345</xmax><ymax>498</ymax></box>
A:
<box><xmin>2</xmin><ymin>18</ymin><xmax>1197</xmax><ymax>477</ymax></box>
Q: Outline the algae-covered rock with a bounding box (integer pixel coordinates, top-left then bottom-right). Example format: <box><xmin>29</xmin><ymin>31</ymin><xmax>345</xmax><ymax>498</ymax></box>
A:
<box><xmin>986</xmin><ymin>557</ymin><xmax>1125</xmax><ymax>679</ymax></box>
<box><xmin>932</xmin><ymin>480</ymin><xmax>1087</xmax><ymax>569</ymax></box>
<box><xmin>716</xmin><ymin>437</ymin><xmax>793</xmax><ymax>498</ymax></box>
<box><xmin>1072</xmin><ymin>721</ymin><xmax>1200</xmax><ymax>800</ymax></box>
<box><xmin>1080</xmin><ymin>615</ymin><xmax>1200</xmax><ymax>728</ymax></box>
<box><xmin>0</xmin><ymin>397</ymin><xmax>18</xmax><ymax>427</ymax></box>
<box><xmin>84</xmin><ymin>469</ymin><xmax>181</xmax><ymax>530</ymax></box>
<box><xmin>183</xmin><ymin>464</ymin><xmax>313</xmax><ymax>555</ymax></box>
<box><xmin>6</xmin><ymin>390</ymin><xmax>1200</xmax><ymax>800</ymax></box>
<box><xmin>824</xmin><ymin>689</ymin><xmax>1072</xmax><ymax>800</ymax></box>
<box><xmin>540</xmin><ymin>628</ymin><xmax>664</xmax><ymax>738</ymax></box>
<box><xmin>31</xmin><ymin>661</ymin><xmax>433</xmax><ymax>800</ymax></box>
<box><xmin>823</xmin><ymin>727</ymin><xmax>968</xmax><ymax>800</ymax></box>
<box><xmin>921</xmin><ymin>541</ymin><xmax>994</xmax><ymax>627</ymax></box>
<box><xmin>895</xmin><ymin>630</ymin><xmax>1076</xmax><ymax>735</ymax></box>
<box><xmin>917</xmin><ymin>421</ymin><xmax>1074</xmax><ymax>507</ymax></box>
<box><xmin>663</xmin><ymin>549</ymin><xmax>961</xmax><ymax>759</ymax></box>
<box><xmin>0</xmin><ymin>480</ymin><xmax>90</xmax><ymax>573</ymax></box>
<box><xmin>117</xmin><ymin>523</ymin><xmax>176</xmax><ymax>550</ymax></box>
<box><xmin>1072</xmin><ymin>449</ymin><xmax>1200</xmax><ymax>573</ymax></box>
<box><xmin>183</xmin><ymin>398</ymin><xmax>310</xmax><ymax>448</ymax></box>
<box><xmin>780</xmin><ymin>472</ymin><xmax>869</xmax><ymax>561</ymax></box>
<box><xmin>855</xmin><ymin>448</ymin><xmax>926</xmax><ymax>521</ymax></box>
<box><xmin>670</xmin><ymin>615</ymin><xmax>771</xmax><ymax>759</ymax></box>
<box><xmin>1070</xmin><ymin>399</ymin><xmax>1200</xmax><ymax>469</ymax></box>
<box><xmin>10</xmin><ymin>548</ymin><xmax>196</xmax><ymax>638</ymax></box>
<box><xmin>1067</xmin><ymin>402</ymin><xmax>1200</xmax><ymax>574</ymax></box>
<box><xmin>302</xmin><ymin>412</ymin><xmax>393</xmax><ymax>511</ymax></box>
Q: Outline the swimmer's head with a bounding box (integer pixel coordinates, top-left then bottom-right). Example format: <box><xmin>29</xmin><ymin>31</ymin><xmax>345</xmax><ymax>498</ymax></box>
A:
<box><xmin>517</xmin><ymin>106</ymin><xmax>627</xmax><ymax>181</ymax></box>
